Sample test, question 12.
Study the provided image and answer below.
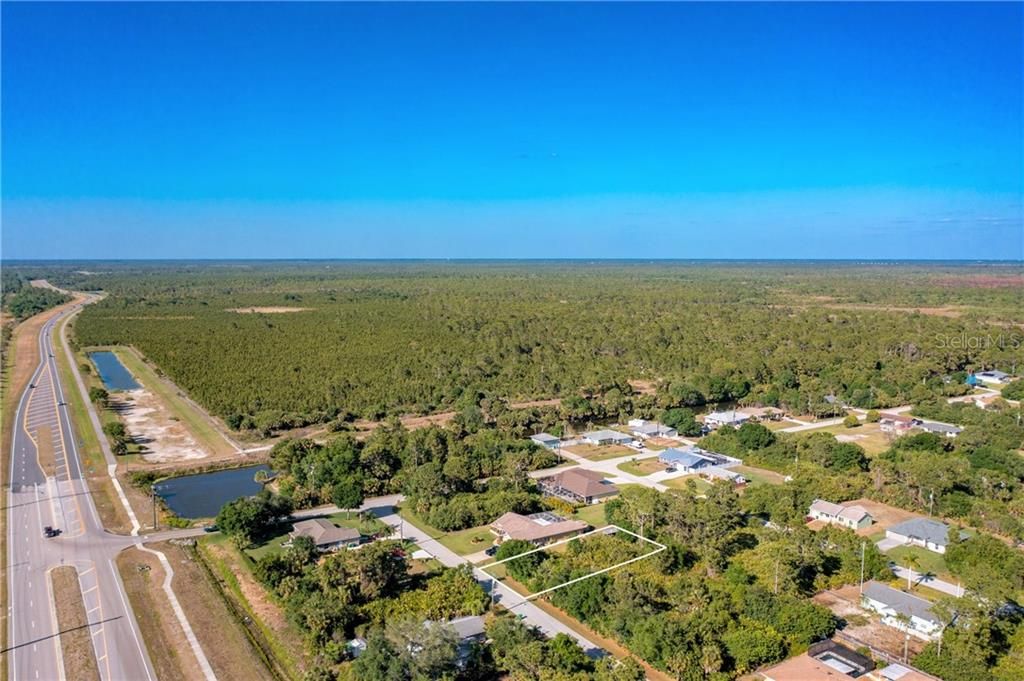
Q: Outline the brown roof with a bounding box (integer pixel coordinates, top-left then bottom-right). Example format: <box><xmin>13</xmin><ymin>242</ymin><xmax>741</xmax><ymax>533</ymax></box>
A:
<box><xmin>542</xmin><ymin>468</ymin><xmax>618</xmax><ymax>498</ymax></box>
<box><xmin>290</xmin><ymin>519</ymin><xmax>361</xmax><ymax>546</ymax></box>
<box><xmin>490</xmin><ymin>512</ymin><xmax>588</xmax><ymax>542</ymax></box>
<box><xmin>760</xmin><ymin>654</ymin><xmax>858</xmax><ymax>680</ymax></box>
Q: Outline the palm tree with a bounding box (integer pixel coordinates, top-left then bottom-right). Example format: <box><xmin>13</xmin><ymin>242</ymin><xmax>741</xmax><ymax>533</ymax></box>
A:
<box><xmin>904</xmin><ymin>554</ymin><xmax>921</xmax><ymax>590</ymax></box>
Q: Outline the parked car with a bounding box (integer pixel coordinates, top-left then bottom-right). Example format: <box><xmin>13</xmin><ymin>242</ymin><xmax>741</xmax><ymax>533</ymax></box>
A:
<box><xmin>43</xmin><ymin>526</ymin><xmax>60</xmax><ymax>538</ymax></box>
<box><xmin>202</xmin><ymin>524</ymin><xmax>219</xmax><ymax>533</ymax></box>
<box><xmin>484</xmin><ymin>545</ymin><xmax>498</xmax><ymax>557</ymax></box>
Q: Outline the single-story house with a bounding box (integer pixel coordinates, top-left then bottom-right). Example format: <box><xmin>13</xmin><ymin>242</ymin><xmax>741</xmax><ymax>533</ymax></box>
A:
<box><xmin>289</xmin><ymin>518</ymin><xmax>363</xmax><ymax>552</ymax></box>
<box><xmin>879</xmin><ymin>413</ymin><xmax>920</xmax><ymax>433</ymax></box>
<box><xmin>700</xmin><ymin>466</ymin><xmax>747</xmax><ymax>484</ymax></box>
<box><xmin>659</xmin><ymin>446</ymin><xmax>715</xmax><ymax>472</ymax></box>
<box><xmin>490</xmin><ymin>512</ymin><xmax>588</xmax><ymax>545</ymax></box>
<box><xmin>627</xmin><ymin>419</ymin><xmax>678</xmax><ymax>439</ymax></box>
<box><xmin>581</xmin><ymin>429</ymin><xmax>633</xmax><ymax>446</ymax></box>
<box><xmin>808</xmin><ymin>499</ymin><xmax>874</xmax><ymax>530</ymax></box>
<box><xmin>861</xmin><ymin>581</ymin><xmax>943</xmax><ymax>640</ymax></box>
<box><xmin>915</xmin><ymin>422</ymin><xmax>962</xmax><ymax>438</ymax></box>
<box><xmin>760</xmin><ymin>640</ymin><xmax>875</xmax><ymax>680</ymax></box>
<box><xmin>421</xmin><ymin>616</ymin><xmax>486</xmax><ymax>665</ymax></box>
<box><xmin>885</xmin><ymin>518</ymin><xmax>965</xmax><ymax>554</ymax></box>
<box><xmin>530</xmin><ymin>433</ymin><xmax>561</xmax><ymax>450</ymax></box>
<box><xmin>974</xmin><ymin>370</ymin><xmax>1012</xmax><ymax>385</ymax></box>
<box><xmin>704</xmin><ymin>410</ymin><xmax>750</xmax><ymax>429</ymax></box>
<box><xmin>538</xmin><ymin>468</ymin><xmax>619</xmax><ymax>505</ymax></box>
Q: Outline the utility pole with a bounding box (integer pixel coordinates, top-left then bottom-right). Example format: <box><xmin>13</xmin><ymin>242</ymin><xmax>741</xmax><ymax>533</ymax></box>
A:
<box><xmin>859</xmin><ymin>541</ymin><xmax>866</xmax><ymax>595</ymax></box>
<box><xmin>151</xmin><ymin>486</ymin><xmax>158</xmax><ymax>530</ymax></box>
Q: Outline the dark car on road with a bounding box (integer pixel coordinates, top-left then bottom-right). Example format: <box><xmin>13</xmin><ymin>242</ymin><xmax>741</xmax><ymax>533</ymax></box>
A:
<box><xmin>43</xmin><ymin>526</ymin><xmax>61</xmax><ymax>538</ymax></box>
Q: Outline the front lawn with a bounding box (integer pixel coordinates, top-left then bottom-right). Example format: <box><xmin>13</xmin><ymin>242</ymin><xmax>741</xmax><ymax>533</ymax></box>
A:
<box><xmin>662</xmin><ymin>475</ymin><xmax>712</xmax><ymax>494</ymax></box>
<box><xmin>564</xmin><ymin>444</ymin><xmax>634</xmax><ymax>461</ymax></box>
<box><xmin>437</xmin><ymin>524</ymin><xmax>495</xmax><ymax>555</ymax></box>
<box><xmin>617</xmin><ymin>458</ymin><xmax>665</xmax><ymax>476</ymax></box>
<box><xmin>886</xmin><ymin>545</ymin><xmax>953</xmax><ymax>582</ymax></box>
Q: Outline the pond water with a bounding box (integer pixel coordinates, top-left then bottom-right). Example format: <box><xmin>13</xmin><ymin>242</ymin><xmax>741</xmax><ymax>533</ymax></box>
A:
<box><xmin>89</xmin><ymin>351</ymin><xmax>140</xmax><ymax>390</ymax></box>
<box><xmin>154</xmin><ymin>464</ymin><xmax>271</xmax><ymax>518</ymax></box>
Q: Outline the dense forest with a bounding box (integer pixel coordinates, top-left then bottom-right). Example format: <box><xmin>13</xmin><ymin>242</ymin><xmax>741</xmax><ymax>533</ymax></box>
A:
<box><xmin>7</xmin><ymin>261</ymin><xmax>1016</xmax><ymax>436</ymax></box>
<box><xmin>1</xmin><ymin>270</ymin><xmax>70</xmax><ymax>320</ymax></box>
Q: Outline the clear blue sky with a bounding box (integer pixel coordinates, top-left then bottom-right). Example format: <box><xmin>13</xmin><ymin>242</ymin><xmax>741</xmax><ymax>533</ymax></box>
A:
<box><xmin>2</xmin><ymin>2</ymin><xmax>1021</xmax><ymax>260</ymax></box>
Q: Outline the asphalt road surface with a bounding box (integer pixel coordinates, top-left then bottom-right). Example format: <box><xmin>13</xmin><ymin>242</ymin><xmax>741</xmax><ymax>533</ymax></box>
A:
<box><xmin>6</xmin><ymin>301</ymin><xmax>156</xmax><ymax>681</ymax></box>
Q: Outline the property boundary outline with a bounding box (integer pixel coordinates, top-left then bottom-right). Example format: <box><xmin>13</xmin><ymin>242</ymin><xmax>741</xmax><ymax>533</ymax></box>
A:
<box><xmin>478</xmin><ymin>525</ymin><xmax>666</xmax><ymax>601</ymax></box>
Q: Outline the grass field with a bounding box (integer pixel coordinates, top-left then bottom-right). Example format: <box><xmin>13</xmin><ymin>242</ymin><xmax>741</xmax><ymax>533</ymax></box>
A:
<box><xmin>572</xmin><ymin>503</ymin><xmax>609</xmax><ymax>527</ymax></box>
<box><xmin>732</xmin><ymin>465</ymin><xmax>787</xmax><ymax>486</ymax></box>
<box><xmin>564</xmin><ymin>443</ymin><xmax>634</xmax><ymax>461</ymax></box>
<box><xmin>886</xmin><ymin>545</ymin><xmax>954</xmax><ymax>582</ymax></box>
<box><xmin>51</xmin><ymin>566</ymin><xmax>101</xmax><ymax>681</ymax></box>
<box><xmin>617</xmin><ymin>458</ymin><xmax>665</xmax><ymax>476</ymax></box>
<box><xmin>199</xmin><ymin>534</ymin><xmax>308</xmax><ymax>678</ymax></box>
<box><xmin>662</xmin><ymin>475</ymin><xmax>712</xmax><ymax>494</ymax></box>
<box><xmin>247</xmin><ymin>512</ymin><xmax>388</xmax><ymax>560</ymax></box>
<box><xmin>113</xmin><ymin>346</ymin><xmax>238</xmax><ymax>457</ymax></box>
<box><xmin>437</xmin><ymin>524</ymin><xmax>495</xmax><ymax>555</ymax></box>
<box><xmin>799</xmin><ymin>422</ymin><xmax>895</xmax><ymax>456</ymax></box>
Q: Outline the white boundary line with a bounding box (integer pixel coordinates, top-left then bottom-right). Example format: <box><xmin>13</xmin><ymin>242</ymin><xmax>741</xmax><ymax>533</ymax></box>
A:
<box><xmin>478</xmin><ymin>525</ymin><xmax>665</xmax><ymax>601</ymax></box>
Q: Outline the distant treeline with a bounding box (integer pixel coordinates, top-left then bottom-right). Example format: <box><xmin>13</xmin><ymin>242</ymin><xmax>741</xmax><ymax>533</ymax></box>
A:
<box><xmin>53</xmin><ymin>262</ymin><xmax>1022</xmax><ymax>433</ymax></box>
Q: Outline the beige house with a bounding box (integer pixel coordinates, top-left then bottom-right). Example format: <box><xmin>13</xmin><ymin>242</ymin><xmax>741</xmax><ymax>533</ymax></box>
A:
<box><xmin>490</xmin><ymin>512</ymin><xmax>588</xmax><ymax>546</ymax></box>
<box><xmin>808</xmin><ymin>499</ymin><xmax>873</xmax><ymax>530</ymax></box>
<box><xmin>289</xmin><ymin>519</ymin><xmax>363</xmax><ymax>552</ymax></box>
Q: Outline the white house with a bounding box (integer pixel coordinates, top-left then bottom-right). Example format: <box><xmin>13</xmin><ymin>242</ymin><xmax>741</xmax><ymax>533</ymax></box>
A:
<box><xmin>885</xmin><ymin>518</ymin><xmax>964</xmax><ymax>554</ymax></box>
<box><xmin>704</xmin><ymin>410</ymin><xmax>750</xmax><ymax>429</ymax></box>
<box><xmin>808</xmin><ymin>499</ymin><xmax>874</xmax><ymax>530</ymax></box>
<box><xmin>627</xmin><ymin>419</ymin><xmax>677</xmax><ymax>439</ymax></box>
<box><xmin>581</xmin><ymin>429</ymin><xmax>633</xmax><ymax>446</ymax></box>
<box><xmin>861</xmin><ymin>581</ymin><xmax>942</xmax><ymax>640</ymax></box>
<box><xmin>530</xmin><ymin>433</ymin><xmax>561</xmax><ymax>450</ymax></box>
<box><xmin>974</xmin><ymin>370</ymin><xmax>1012</xmax><ymax>386</ymax></box>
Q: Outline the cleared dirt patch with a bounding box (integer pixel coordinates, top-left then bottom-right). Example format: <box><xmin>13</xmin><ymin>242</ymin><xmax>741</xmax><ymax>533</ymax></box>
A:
<box><xmin>51</xmin><ymin>566</ymin><xmax>101</xmax><ymax>681</ymax></box>
<box><xmin>842</xmin><ymin>498</ymin><xmax>922</xmax><ymax>536</ymax></box>
<box><xmin>628</xmin><ymin>379</ymin><xmax>658</xmax><ymax>395</ymax></box>
<box><xmin>117</xmin><ymin>547</ymin><xmax>204</xmax><ymax>681</ymax></box>
<box><xmin>814</xmin><ymin>586</ymin><xmax>926</xmax><ymax>660</ymax></box>
<box><xmin>227</xmin><ymin>307</ymin><xmax>310</xmax><ymax>314</ymax></box>
<box><xmin>113</xmin><ymin>389</ymin><xmax>208</xmax><ymax>463</ymax></box>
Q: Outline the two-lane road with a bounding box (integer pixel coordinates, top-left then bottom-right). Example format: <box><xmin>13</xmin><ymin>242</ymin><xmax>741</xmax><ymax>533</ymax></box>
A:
<box><xmin>6</xmin><ymin>300</ymin><xmax>156</xmax><ymax>681</ymax></box>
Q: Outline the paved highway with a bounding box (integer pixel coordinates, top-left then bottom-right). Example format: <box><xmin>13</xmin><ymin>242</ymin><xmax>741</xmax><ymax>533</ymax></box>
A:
<box><xmin>6</xmin><ymin>300</ymin><xmax>156</xmax><ymax>681</ymax></box>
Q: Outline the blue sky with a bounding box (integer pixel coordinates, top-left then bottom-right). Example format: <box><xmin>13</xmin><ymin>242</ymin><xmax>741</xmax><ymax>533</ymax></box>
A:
<box><xmin>2</xmin><ymin>2</ymin><xmax>1021</xmax><ymax>259</ymax></box>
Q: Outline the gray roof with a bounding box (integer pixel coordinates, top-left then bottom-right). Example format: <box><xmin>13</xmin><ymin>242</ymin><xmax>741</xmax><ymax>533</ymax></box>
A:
<box><xmin>977</xmin><ymin>370</ymin><xmax>1011</xmax><ymax>380</ymax></box>
<box><xmin>862</xmin><ymin>581</ymin><xmax>940</xmax><ymax>625</ymax></box>
<box><xmin>917</xmin><ymin>422</ymin><xmax>962</xmax><ymax>435</ymax></box>
<box><xmin>425</xmin><ymin>615</ymin><xmax>485</xmax><ymax>641</ymax></box>
<box><xmin>290</xmin><ymin>519</ymin><xmax>361</xmax><ymax>546</ymax></box>
<box><xmin>887</xmin><ymin>518</ymin><xmax>953</xmax><ymax>546</ymax></box>
<box><xmin>660</xmin><ymin>447</ymin><xmax>713</xmax><ymax>468</ymax></box>
<box><xmin>530</xmin><ymin>433</ymin><xmax>560</xmax><ymax>443</ymax></box>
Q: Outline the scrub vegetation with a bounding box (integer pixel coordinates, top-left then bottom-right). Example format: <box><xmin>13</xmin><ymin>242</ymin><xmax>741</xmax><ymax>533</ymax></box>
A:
<box><xmin>13</xmin><ymin>261</ymin><xmax>1017</xmax><ymax>439</ymax></box>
